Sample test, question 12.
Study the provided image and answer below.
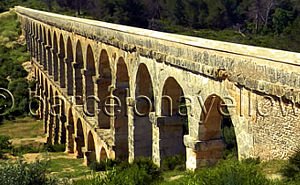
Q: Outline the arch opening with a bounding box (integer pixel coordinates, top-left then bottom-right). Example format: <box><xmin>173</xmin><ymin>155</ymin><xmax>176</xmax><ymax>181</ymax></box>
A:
<box><xmin>86</xmin><ymin>131</ymin><xmax>96</xmax><ymax>164</ymax></box>
<box><xmin>97</xmin><ymin>50</ymin><xmax>112</xmax><ymax>129</ymax></box>
<box><xmin>199</xmin><ymin>95</ymin><xmax>238</xmax><ymax>164</ymax></box>
<box><xmin>85</xmin><ymin>45</ymin><xmax>96</xmax><ymax>115</ymax></box>
<box><xmin>134</xmin><ymin>64</ymin><xmax>153</xmax><ymax>158</ymax></box>
<box><xmin>114</xmin><ymin>57</ymin><xmax>129</xmax><ymax>159</ymax></box>
<box><xmin>159</xmin><ymin>77</ymin><xmax>188</xmax><ymax>163</ymax></box>
<box><xmin>53</xmin><ymin>32</ymin><xmax>59</xmax><ymax>81</ymax></box>
<box><xmin>66</xmin><ymin>38</ymin><xmax>74</xmax><ymax>95</ymax></box>
<box><xmin>75</xmin><ymin>41</ymin><xmax>84</xmax><ymax>105</ymax></box>
<box><xmin>47</xmin><ymin>30</ymin><xmax>52</xmax><ymax>75</ymax></box>
<box><xmin>76</xmin><ymin>119</ymin><xmax>85</xmax><ymax>158</ymax></box>
<box><xmin>59</xmin><ymin>34</ymin><xmax>66</xmax><ymax>88</ymax></box>
<box><xmin>67</xmin><ymin>109</ymin><xmax>75</xmax><ymax>153</ymax></box>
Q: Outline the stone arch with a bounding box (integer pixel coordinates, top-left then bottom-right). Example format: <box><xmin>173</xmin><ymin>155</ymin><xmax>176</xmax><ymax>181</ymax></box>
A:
<box><xmin>76</xmin><ymin>118</ymin><xmax>85</xmax><ymax>158</ymax></box>
<box><xmin>53</xmin><ymin>91</ymin><xmax>60</xmax><ymax>144</ymax></box>
<box><xmin>97</xmin><ymin>49</ymin><xmax>112</xmax><ymax>129</ymax></box>
<box><xmin>35</xmin><ymin>23</ymin><xmax>38</xmax><ymax>59</ymax></box>
<box><xmin>44</xmin><ymin>79</ymin><xmax>49</xmax><ymax>134</ymax></box>
<box><xmin>85</xmin><ymin>45</ymin><xmax>96</xmax><ymax>115</ymax></box>
<box><xmin>134</xmin><ymin>63</ymin><xmax>154</xmax><ymax>158</ymax></box>
<box><xmin>67</xmin><ymin>108</ymin><xmax>75</xmax><ymax>153</ymax></box>
<box><xmin>53</xmin><ymin>32</ymin><xmax>59</xmax><ymax>81</ymax></box>
<box><xmin>47</xmin><ymin>85</ymin><xmax>54</xmax><ymax>143</ymax></box>
<box><xmin>59</xmin><ymin>34</ymin><xmax>66</xmax><ymax>88</ymax></box>
<box><xmin>47</xmin><ymin>30</ymin><xmax>52</xmax><ymax>75</ymax></box>
<box><xmin>39</xmin><ymin>73</ymin><xmax>44</xmax><ymax>120</ymax></box>
<box><xmin>39</xmin><ymin>25</ymin><xmax>42</xmax><ymax>64</ymax></box>
<box><xmin>198</xmin><ymin>94</ymin><xmax>238</xmax><ymax>165</ymax></box>
<box><xmin>60</xmin><ymin>95</ymin><xmax>66</xmax><ymax>145</ymax></box>
<box><xmin>66</xmin><ymin>37</ymin><xmax>74</xmax><ymax>95</ymax></box>
<box><xmin>86</xmin><ymin>131</ymin><xmax>96</xmax><ymax>164</ymax></box>
<box><xmin>100</xmin><ymin>147</ymin><xmax>108</xmax><ymax>161</ymax></box>
<box><xmin>75</xmin><ymin>40</ymin><xmax>84</xmax><ymax>105</ymax></box>
<box><xmin>114</xmin><ymin>57</ymin><xmax>129</xmax><ymax>159</ymax></box>
<box><xmin>159</xmin><ymin>77</ymin><xmax>188</xmax><ymax>161</ymax></box>
<box><xmin>43</xmin><ymin>26</ymin><xmax>47</xmax><ymax>70</ymax></box>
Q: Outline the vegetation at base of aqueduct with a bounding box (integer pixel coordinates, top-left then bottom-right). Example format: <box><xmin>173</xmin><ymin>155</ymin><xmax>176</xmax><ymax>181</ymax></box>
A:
<box><xmin>0</xmin><ymin>11</ymin><xmax>32</xmax><ymax>123</ymax></box>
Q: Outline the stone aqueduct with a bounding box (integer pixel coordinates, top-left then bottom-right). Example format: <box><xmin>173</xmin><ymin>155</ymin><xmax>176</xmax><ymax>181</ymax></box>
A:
<box><xmin>15</xmin><ymin>6</ymin><xmax>300</xmax><ymax>170</ymax></box>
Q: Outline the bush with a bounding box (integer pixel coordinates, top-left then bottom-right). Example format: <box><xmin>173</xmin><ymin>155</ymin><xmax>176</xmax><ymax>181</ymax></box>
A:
<box><xmin>11</xmin><ymin>144</ymin><xmax>41</xmax><ymax>156</ymax></box>
<box><xmin>281</xmin><ymin>147</ymin><xmax>300</xmax><ymax>181</ymax></box>
<box><xmin>176</xmin><ymin>158</ymin><xmax>270</xmax><ymax>185</ymax></box>
<box><xmin>91</xmin><ymin>158</ymin><xmax>162</xmax><ymax>185</ymax></box>
<box><xmin>161</xmin><ymin>153</ymin><xmax>186</xmax><ymax>171</ymax></box>
<box><xmin>0</xmin><ymin>135</ymin><xmax>12</xmax><ymax>158</ymax></box>
<box><xmin>42</xmin><ymin>143</ymin><xmax>66</xmax><ymax>152</ymax></box>
<box><xmin>89</xmin><ymin>158</ymin><xmax>122</xmax><ymax>171</ymax></box>
<box><xmin>0</xmin><ymin>160</ymin><xmax>59</xmax><ymax>185</ymax></box>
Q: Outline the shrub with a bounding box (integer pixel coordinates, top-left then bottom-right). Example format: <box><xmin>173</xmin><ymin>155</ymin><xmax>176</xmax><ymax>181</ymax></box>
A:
<box><xmin>161</xmin><ymin>153</ymin><xmax>186</xmax><ymax>171</ymax></box>
<box><xmin>176</xmin><ymin>158</ymin><xmax>270</xmax><ymax>185</ymax></box>
<box><xmin>42</xmin><ymin>143</ymin><xmax>66</xmax><ymax>152</ymax></box>
<box><xmin>0</xmin><ymin>160</ymin><xmax>59</xmax><ymax>185</ymax></box>
<box><xmin>281</xmin><ymin>147</ymin><xmax>300</xmax><ymax>180</ymax></box>
<box><xmin>88</xmin><ymin>158</ymin><xmax>122</xmax><ymax>171</ymax></box>
<box><xmin>0</xmin><ymin>135</ymin><xmax>12</xmax><ymax>158</ymax></box>
<box><xmin>91</xmin><ymin>158</ymin><xmax>162</xmax><ymax>185</ymax></box>
<box><xmin>11</xmin><ymin>144</ymin><xmax>41</xmax><ymax>156</ymax></box>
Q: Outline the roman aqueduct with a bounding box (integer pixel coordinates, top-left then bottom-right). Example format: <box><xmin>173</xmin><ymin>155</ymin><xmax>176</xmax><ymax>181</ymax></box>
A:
<box><xmin>15</xmin><ymin>6</ymin><xmax>300</xmax><ymax>170</ymax></box>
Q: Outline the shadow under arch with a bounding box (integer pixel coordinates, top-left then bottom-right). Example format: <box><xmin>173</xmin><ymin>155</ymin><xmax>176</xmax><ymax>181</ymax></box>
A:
<box><xmin>85</xmin><ymin>45</ymin><xmax>96</xmax><ymax>115</ymax></box>
<box><xmin>86</xmin><ymin>131</ymin><xmax>96</xmax><ymax>165</ymax></box>
<box><xmin>53</xmin><ymin>32</ymin><xmax>59</xmax><ymax>81</ymax></box>
<box><xmin>199</xmin><ymin>94</ymin><xmax>238</xmax><ymax>164</ymax></box>
<box><xmin>76</xmin><ymin>118</ymin><xmax>85</xmax><ymax>158</ymax></box>
<box><xmin>47</xmin><ymin>30</ymin><xmax>52</xmax><ymax>75</ymax></box>
<box><xmin>159</xmin><ymin>77</ymin><xmax>188</xmax><ymax>161</ymax></box>
<box><xmin>134</xmin><ymin>63</ymin><xmax>154</xmax><ymax>158</ymax></box>
<box><xmin>59</xmin><ymin>34</ymin><xmax>66</xmax><ymax>88</ymax></box>
<box><xmin>67</xmin><ymin>108</ymin><xmax>75</xmax><ymax>153</ymax></box>
<box><xmin>114</xmin><ymin>57</ymin><xmax>129</xmax><ymax>160</ymax></box>
<box><xmin>97</xmin><ymin>49</ymin><xmax>112</xmax><ymax>129</ymax></box>
<box><xmin>66</xmin><ymin>37</ymin><xmax>74</xmax><ymax>96</ymax></box>
<box><xmin>74</xmin><ymin>40</ymin><xmax>84</xmax><ymax>105</ymax></box>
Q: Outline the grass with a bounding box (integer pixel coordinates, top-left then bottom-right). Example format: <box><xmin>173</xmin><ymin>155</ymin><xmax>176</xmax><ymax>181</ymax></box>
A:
<box><xmin>0</xmin><ymin>117</ymin><xmax>44</xmax><ymax>139</ymax></box>
<box><xmin>47</xmin><ymin>157</ymin><xmax>92</xmax><ymax>179</ymax></box>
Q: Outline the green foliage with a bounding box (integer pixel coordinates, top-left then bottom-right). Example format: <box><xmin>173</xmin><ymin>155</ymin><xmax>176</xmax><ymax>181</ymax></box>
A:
<box><xmin>11</xmin><ymin>144</ymin><xmax>42</xmax><ymax>156</ymax></box>
<box><xmin>161</xmin><ymin>153</ymin><xmax>186</xmax><ymax>171</ymax></box>
<box><xmin>281</xmin><ymin>147</ymin><xmax>300</xmax><ymax>181</ymax></box>
<box><xmin>88</xmin><ymin>158</ymin><xmax>122</xmax><ymax>171</ymax></box>
<box><xmin>175</xmin><ymin>158</ymin><xmax>270</xmax><ymax>185</ymax></box>
<box><xmin>0</xmin><ymin>12</ymin><xmax>31</xmax><ymax>122</ymax></box>
<box><xmin>0</xmin><ymin>159</ymin><xmax>59</xmax><ymax>185</ymax></box>
<box><xmin>90</xmin><ymin>158</ymin><xmax>162</xmax><ymax>185</ymax></box>
<box><xmin>0</xmin><ymin>135</ymin><xmax>12</xmax><ymax>158</ymax></box>
<box><xmin>43</xmin><ymin>143</ymin><xmax>66</xmax><ymax>152</ymax></box>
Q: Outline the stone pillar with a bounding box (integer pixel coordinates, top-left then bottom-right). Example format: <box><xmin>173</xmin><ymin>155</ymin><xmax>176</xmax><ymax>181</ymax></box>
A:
<box><xmin>149</xmin><ymin>112</ymin><xmax>160</xmax><ymax>167</ymax></box>
<box><xmin>127</xmin><ymin>97</ymin><xmax>135</xmax><ymax>163</ymax></box>
<box><xmin>184</xmin><ymin>135</ymin><xmax>225</xmax><ymax>171</ymax></box>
